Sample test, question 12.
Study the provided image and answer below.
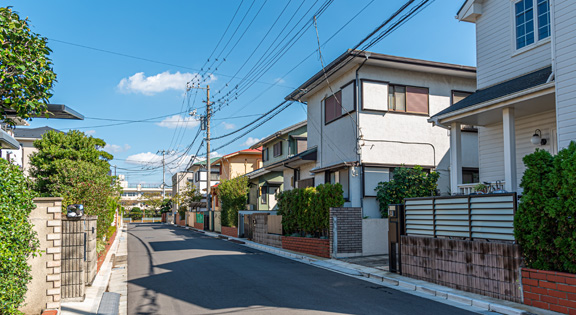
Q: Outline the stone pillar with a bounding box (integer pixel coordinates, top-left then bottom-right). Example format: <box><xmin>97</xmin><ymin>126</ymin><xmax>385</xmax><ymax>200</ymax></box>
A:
<box><xmin>20</xmin><ymin>197</ymin><xmax>63</xmax><ymax>314</ymax></box>
<box><xmin>329</xmin><ymin>207</ymin><xmax>362</xmax><ymax>258</ymax></box>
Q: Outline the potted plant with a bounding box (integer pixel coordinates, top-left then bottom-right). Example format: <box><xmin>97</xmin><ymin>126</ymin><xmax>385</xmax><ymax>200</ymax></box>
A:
<box><xmin>473</xmin><ymin>183</ymin><xmax>488</xmax><ymax>194</ymax></box>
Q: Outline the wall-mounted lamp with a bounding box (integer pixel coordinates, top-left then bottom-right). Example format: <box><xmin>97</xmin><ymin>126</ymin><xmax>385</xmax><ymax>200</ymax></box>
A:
<box><xmin>530</xmin><ymin>129</ymin><xmax>547</xmax><ymax>145</ymax></box>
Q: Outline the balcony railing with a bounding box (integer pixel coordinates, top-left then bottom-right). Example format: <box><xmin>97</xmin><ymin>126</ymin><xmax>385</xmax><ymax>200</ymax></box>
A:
<box><xmin>458</xmin><ymin>181</ymin><xmax>506</xmax><ymax>195</ymax></box>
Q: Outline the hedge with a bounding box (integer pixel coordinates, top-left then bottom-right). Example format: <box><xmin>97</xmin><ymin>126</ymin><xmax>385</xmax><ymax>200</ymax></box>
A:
<box><xmin>514</xmin><ymin>142</ymin><xmax>576</xmax><ymax>273</ymax></box>
<box><xmin>276</xmin><ymin>183</ymin><xmax>344</xmax><ymax>237</ymax></box>
<box><xmin>0</xmin><ymin>159</ymin><xmax>40</xmax><ymax>314</ymax></box>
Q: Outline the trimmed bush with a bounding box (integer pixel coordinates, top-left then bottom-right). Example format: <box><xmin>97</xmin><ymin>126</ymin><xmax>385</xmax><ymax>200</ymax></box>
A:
<box><xmin>515</xmin><ymin>143</ymin><xmax>576</xmax><ymax>273</ymax></box>
<box><xmin>0</xmin><ymin>159</ymin><xmax>40</xmax><ymax>314</ymax></box>
<box><xmin>375</xmin><ymin>165</ymin><xmax>439</xmax><ymax>218</ymax></box>
<box><xmin>129</xmin><ymin>207</ymin><xmax>143</xmax><ymax>220</ymax></box>
<box><xmin>277</xmin><ymin>183</ymin><xmax>344</xmax><ymax>237</ymax></box>
<box><xmin>218</xmin><ymin>176</ymin><xmax>248</xmax><ymax>227</ymax></box>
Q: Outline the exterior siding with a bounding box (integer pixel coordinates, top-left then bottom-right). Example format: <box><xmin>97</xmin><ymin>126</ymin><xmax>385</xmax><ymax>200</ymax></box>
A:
<box><xmin>478</xmin><ymin>110</ymin><xmax>556</xmax><ymax>191</ymax></box>
<box><xmin>475</xmin><ymin>0</ymin><xmax>552</xmax><ymax>89</ymax></box>
<box><xmin>554</xmin><ymin>0</ymin><xmax>576</xmax><ymax>148</ymax></box>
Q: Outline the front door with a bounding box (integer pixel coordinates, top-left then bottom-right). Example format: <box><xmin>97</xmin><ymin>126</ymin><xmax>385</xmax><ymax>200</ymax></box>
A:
<box><xmin>269</xmin><ymin>187</ymin><xmax>279</xmax><ymax>210</ymax></box>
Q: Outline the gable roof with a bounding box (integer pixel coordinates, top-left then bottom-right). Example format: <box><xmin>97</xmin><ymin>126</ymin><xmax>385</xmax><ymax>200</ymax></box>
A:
<box><xmin>249</xmin><ymin>121</ymin><xmax>306</xmax><ymax>149</ymax></box>
<box><xmin>14</xmin><ymin>126</ymin><xmax>60</xmax><ymax>139</ymax></box>
<box><xmin>431</xmin><ymin>66</ymin><xmax>552</xmax><ymax>120</ymax></box>
<box><xmin>285</xmin><ymin>49</ymin><xmax>476</xmax><ymax>102</ymax></box>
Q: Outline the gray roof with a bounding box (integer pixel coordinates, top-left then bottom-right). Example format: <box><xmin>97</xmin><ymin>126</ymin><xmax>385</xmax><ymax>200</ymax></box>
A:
<box><xmin>14</xmin><ymin>126</ymin><xmax>60</xmax><ymax>139</ymax></box>
<box><xmin>432</xmin><ymin>66</ymin><xmax>552</xmax><ymax>119</ymax></box>
<box><xmin>249</xmin><ymin>120</ymin><xmax>306</xmax><ymax>149</ymax></box>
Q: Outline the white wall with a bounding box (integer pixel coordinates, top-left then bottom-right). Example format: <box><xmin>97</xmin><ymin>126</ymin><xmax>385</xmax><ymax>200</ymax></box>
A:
<box><xmin>362</xmin><ymin>219</ymin><xmax>388</xmax><ymax>256</ymax></box>
<box><xmin>474</xmin><ymin>0</ymin><xmax>552</xmax><ymax>89</ymax></box>
<box><xmin>478</xmin><ymin>110</ymin><xmax>556</xmax><ymax>192</ymax></box>
<box><xmin>554</xmin><ymin>0</ymin><xmax>576</xmax><ymax>149</ymax></box>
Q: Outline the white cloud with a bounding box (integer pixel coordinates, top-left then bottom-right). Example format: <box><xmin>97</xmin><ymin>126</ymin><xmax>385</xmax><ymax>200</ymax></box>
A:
<box><xmin>104</xmin><ymin>144</ymin><xmax>131</xmax><ymax>154</ymax></box>
<box><xmin>274</xmin><ymin>77</ymin><xmax>286</xmax><ymax>84</ymax></box>
<box><xmin>222</xmin><ymin>122</ymin><xmax>235</xmax><ymax>130</ymax></box>
<box><xmin>85</xmin><ymin>130</ymin><xmax>96</xmax><ymax>135</ymax></box>
<box><xmin>242</xmin><ymin>137</ymin><xmax>260</xmax><ymax>147</ymax></box>
<box><xmin>156</xmin><ymin>114</ymin><xmax>199</xmax><ymax>129</ymax></box>
<box><xmin>117</xmin><ymin>71</ymin><xmax>216</xmax><ymax>95</ymax></box>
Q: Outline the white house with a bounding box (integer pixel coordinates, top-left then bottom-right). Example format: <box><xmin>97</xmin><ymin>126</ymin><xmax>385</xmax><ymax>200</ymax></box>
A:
<box><xmin>429</xmin><ymin>0</ymin><xmax>576</xmax><ymax>194</ymax></box>
<box><xmin>286</xmin><ymin>50</ymin><xmax>478</xmax><ymax>218</ymax></box>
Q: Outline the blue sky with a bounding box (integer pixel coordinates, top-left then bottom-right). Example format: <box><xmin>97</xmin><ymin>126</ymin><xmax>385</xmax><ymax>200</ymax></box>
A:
<box><xmin>7</xmin><ymin>0</ymin><xmax>476</xmax><ymax>185</ymax></box>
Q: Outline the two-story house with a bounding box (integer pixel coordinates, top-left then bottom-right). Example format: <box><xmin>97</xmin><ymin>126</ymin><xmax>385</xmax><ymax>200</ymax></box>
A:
<box><xmin>171</xmin><ymin>157</ymin><xmax>220</xmax><ymax>213</ymax></box>
<box><xmin>245</xmin><ymin>121</ymin><xmax>310</xmax><ymax>210</ymax></box>
<box><xmin>286</xmin><ymin>50</ymin><xmax>478</xmax><ymax>218</ymax></box>
<box><xmin>429</xmin><ymin>0</ymin><xmax>576</xmax><ymax>194</ymax></box>
<box><xmin>209</xmin><ymin>148</ymin><xmax>262</xmax><ymax>210</ymax></box>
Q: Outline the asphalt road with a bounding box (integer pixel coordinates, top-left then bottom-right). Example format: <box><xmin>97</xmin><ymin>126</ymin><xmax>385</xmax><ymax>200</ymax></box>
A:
<box><xmin>127</xmin><ymin>223</ymin><xmax>480</xmax><ymax>315</ymax></box>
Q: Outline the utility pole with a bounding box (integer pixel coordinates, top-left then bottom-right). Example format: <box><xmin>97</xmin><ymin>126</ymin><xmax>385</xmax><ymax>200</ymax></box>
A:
<box><xmin>189</xmin><ymin>84</ymin><xmax>213</xmax><ymax>231</ymax></box>
<box><xmin>157</xmin><ymin>149</ymin><xmax>168</xmax><ymax>199</ymax></box>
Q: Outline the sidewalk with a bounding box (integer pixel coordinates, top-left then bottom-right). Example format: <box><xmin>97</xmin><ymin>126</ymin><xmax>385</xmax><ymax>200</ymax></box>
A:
<box><xmin>61</xmin><ymin>226</ymin><xmax>128</xmax><ymax>315</ymax></box>
<box><xmin>176</xmin><ymin>224</ymin><xmax>561</xmax><ymax>315</ymax></box>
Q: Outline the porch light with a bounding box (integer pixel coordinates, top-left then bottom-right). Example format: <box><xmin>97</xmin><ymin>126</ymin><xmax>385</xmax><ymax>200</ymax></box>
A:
<box><xmin>530</xmin><ymin>129</ymin><xmax>547</xmax><ymax>145</ymax></box>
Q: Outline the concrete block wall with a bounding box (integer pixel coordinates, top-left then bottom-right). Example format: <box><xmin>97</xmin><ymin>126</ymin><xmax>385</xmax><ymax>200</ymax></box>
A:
<box><xmin>329</xmin><ymin>207</ymin><xmax>362</xmax><ymax>258</ymax></box>
<box><xmin>21</xmin><ymin>197</ymin><xmax>63</xmax><ymax>314</ymax></box>
<box><xmin>251</xmin><ymin>214</ymin><xmax>281</xmax><ymax>248</ymax></box>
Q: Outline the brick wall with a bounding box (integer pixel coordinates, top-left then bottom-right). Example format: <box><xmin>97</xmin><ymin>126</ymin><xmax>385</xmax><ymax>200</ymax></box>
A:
<box><xmin>194</xmin><ymin>222</ymin><xmax>204</xmax><ymax>230</ymax></box>
<box><xmin>282</xmin><ymin>236</ymin><xmax>330</xmax><ymax>258</ymax></box>
<box><xmin>251</xmin><ymin>214</ymin><xmax>282</xmax><ymax>248</ymax></box>
<box><xmin>522</xmin><ymin>268</ymin><xmax>576</xmax><ymax>314</ymax></box>
<box><xmin>401</xmin><ymin>236</ymin><xmax>522</xmax><ymax>303</ymax></box>
<box><xmin>329</xmin><ymin>207</ymin><xmax>362</xmax><ymax>258</ymax></box>
<box><xmin>21</xmin><ymin>197</ymin><xmax>63</xmax><ymax>314</ymax></box>
<box><xmin>221</xmin><ymin>226</ymin><xmax>238</xmax><ymax>238</ymax></box>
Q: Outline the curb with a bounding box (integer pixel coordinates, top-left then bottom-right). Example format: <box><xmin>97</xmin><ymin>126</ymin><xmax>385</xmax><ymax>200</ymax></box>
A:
<box><xmin>167</xmin><ymin>223</ymin><xmax>552</xmax><ymax>315</ymax></box>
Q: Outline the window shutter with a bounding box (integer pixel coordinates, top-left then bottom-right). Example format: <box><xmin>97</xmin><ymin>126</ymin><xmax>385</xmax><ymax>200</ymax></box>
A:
<box><xmin>324</xmin><ymin>93</ymin><xmax>340</xmax><ymax>123</ymax></box>
<box><xmin>406</xmin><ymin>87</ymin><xmax>428</xmax><ymax>114</ymax></box>
<box><xmin>452</xmin><ymin>91</ymin><xmax>472</xmax><ymax>105</ymax></box>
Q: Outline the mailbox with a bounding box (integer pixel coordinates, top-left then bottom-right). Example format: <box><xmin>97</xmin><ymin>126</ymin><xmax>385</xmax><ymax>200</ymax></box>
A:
<box><xmin>388</xmin><ymin>204</ymin><xmax>405</xmax><ymax>274</ymax></box>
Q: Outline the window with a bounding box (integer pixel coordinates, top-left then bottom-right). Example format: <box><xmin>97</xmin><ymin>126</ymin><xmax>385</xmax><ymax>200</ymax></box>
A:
<box><xmin>210</xmin><ymin>172</ymin><xmax>219</xmax><ymax>181</ymax></box>
<box><xmin>292</xmin><ymin>168</ymin><xmax>300</xmax><ymax>187</ymax></box>
<box><xmin>452</xmin><ymin>91</ymin><xmax>473</xmax><ymax>106</ymax></box>
<box><xmin>515</xmin><ymin>0</ymin><xmax>550</xmax><ymax>50</ymax></box>
<box><xmin>273</xmin><ymin>141</ymin><xmax>282</xmax><ymax>157</ymax></box>
<box><xmin>260</xmin><ymin>186</ymin><xmax>267</xmax><ymax>204</ymax></box>
<box><xmin>324</xmin><ymin>91</ymin><xmax>342</xmax><ymax>124</ymax></box>
<box><xmin>388</xmin><ymin>85</ymin><xmax>429</xmax><ymax>115</ymax></box>
<box><xmin>262</xmin><ymin>148</ymin><xmax>269</xmax><ymax>162</ymax></box>
<box><xmin>462</xmin><ymin>168</ymin><xmax>480</xmax><ymax>184</ymax></box>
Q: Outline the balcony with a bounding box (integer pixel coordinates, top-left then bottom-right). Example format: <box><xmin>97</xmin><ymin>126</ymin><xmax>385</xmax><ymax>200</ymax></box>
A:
<box><xmin>457</xmin><ymin>181</ymin><xmax>506</xmax><ymax>195</ymax></box>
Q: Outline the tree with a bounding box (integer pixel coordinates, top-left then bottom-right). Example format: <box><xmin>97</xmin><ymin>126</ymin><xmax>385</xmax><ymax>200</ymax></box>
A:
<box><xmin>176</xmin><ymin>181</ymin><xmax>202</xmax><ymax>210</ymax></box>
<box><xmin>139</xmin><ymin>192</ymin><xmax>163</xmax><ymax>215</ymax></box>
<box><xmin>0</xmin><ymin>158</ymin><xmax>40</xmax><ymax>313</ymax></box>
<box><xmin>0</xmin><ymin>7</ymin><xmax>57</xmax><ymax>123</ymax></box>
<box><xmin>218</xmin><ymin>176</ymin><xmax>249</xmax><ymax>227</ymax></box>
<box><xmin>375</xmin><ymin>166</ymin><xmax>439</xmax><ymax>218</ymax></box>
<box><xmin>29</xmin><ymin>130</ymin><xmax>120</xmax><ymax>239</ymax></box>
<box><xmin>129</xmin><ymin>207</ymin><xmax>143</xmax><ymax>220</ymax></box>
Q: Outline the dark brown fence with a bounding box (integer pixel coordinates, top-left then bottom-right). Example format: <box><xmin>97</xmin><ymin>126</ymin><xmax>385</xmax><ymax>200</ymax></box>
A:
<box><xmin>401</xmin><ymin>236</ymin><xmax>522</xmax><ymax>302</ymax></box>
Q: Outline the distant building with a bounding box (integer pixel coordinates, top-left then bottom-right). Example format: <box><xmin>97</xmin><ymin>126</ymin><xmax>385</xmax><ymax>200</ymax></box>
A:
<box><xmin>118</xmin><ymin>175</ymin><xmax>168</xmax><ymax>210</ymax></box>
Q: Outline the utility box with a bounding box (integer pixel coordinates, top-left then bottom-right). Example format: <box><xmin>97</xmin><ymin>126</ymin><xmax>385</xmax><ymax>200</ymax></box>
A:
<box><xmin>388</xmin><ymin>204</ymin><xmax>404</xmax><ymax>274</ymax></box>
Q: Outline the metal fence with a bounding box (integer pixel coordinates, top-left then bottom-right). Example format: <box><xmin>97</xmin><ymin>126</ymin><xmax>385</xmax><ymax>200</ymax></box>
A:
<box><xmin>404</xmin><ymin>193</ymin><xmax>517</xmax><ymax>241</ymax></box>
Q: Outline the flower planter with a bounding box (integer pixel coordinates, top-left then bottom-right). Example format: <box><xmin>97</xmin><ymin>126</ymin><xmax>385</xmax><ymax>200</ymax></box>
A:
<box><xmin>221</xmin><ymin>226</ymin><xmax>238</xmax><ymax>238</ymax></box>
<box><xmin>281</xmin><ymin>236</ymin><xmax>330</xmax><ymax>258</ymax></box>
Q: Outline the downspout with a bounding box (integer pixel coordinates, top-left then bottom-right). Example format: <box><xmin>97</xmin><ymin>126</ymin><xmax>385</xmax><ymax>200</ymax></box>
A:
<box><xmin>355</xmin><ymin>53</ymin><xmax>369</xmax><ymax>211</ymax></box>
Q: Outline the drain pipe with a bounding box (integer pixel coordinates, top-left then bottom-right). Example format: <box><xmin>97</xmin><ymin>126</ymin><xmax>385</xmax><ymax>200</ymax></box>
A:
<box><xmin>355</xmin><ymin>53</ymin><xmax>369</xmax><ymax>212</ymax></box>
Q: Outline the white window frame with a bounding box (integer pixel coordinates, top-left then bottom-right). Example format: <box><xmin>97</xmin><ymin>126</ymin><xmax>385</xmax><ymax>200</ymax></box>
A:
<box><xmin>512</xmin><ymin>0</ymin><xmax>550</xmax><ymax>52</ymax></box>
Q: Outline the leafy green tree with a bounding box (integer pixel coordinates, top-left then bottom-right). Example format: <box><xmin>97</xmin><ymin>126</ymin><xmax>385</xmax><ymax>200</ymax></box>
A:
<box><xmin>515</xmin><ymin>144</ymin><xmax>576</xmax><ymax>273</ymax></box>
<box><xmin>0</xmin><ymin>158</ymin><xmax>40</xmax><ymax>313</ymax></box>
<box><xmin>375</xmin><ymin>166</ymin><xmax>439</xmax><ymax>218</ymax></box>
<box><xmin>129</xmin><ymin>207</ymin><xmax>143</xmax><ymax>220</ymax></box>
<box><xmin>218</xmin><ymin>176</ymin><xmax>249</xmax><ymax>227</ymax></box>
<box><xmin>29</xmin><ymin>130</ymin><xmax>119</xmax><ymax>238</ymax></box>
<box><xmin>0</xmin><ymin>7</ymin><xmax>57</xmax><ymax>123</ymax></box>
<box><xmin>176</xmin><ymin>181</ymin><xmax>202</xmax><ymax>210</ymax></box>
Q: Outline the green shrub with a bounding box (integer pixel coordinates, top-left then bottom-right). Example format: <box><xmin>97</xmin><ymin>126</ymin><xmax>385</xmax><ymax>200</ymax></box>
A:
<box><xmin>375</xmin><ymin>166</ymin><xmax>439</xmax><ymax>218</ymax></box>
<box><xmin>277</xmin><ymin>183</ymin><xmax>344</xmax><ymax>237</ymax></box>
<box><xmin>0</xmin><ymin>159</ymin><xmax>40</xmax><ymax>313</ymax></box>
<box><xmin>515</xmin><ymin>143</ymin><xmax>576</xmax><ymax>273</ymax></box>
<box><xmin>218</xmin><ymin>176</ymin><xmax>249</xmax><ymax>227</ymax></box>
<box><xmin>129</xmin><ymin>207</ymin><xmax>143</xmax><ymax>220</ymax></box>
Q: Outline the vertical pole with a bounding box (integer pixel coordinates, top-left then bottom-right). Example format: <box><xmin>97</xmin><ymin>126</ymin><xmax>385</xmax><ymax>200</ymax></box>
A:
<box><xmin>503</xmin><ymin>108</ymin><xmax>517</xmax><ymax>192</ymax></box>
<box><xmin>450</xmin><ymin>122</ymin><xmax>462</xmax><ymax>195</ymax></box>
<box><xmin>162</xmin><ymin>151</ymin><xmax>166</xmax><ymax>199</ymax></box>
<box><xmin>206</xmin><ymin>85</ymin><xmax>213</xmax><ymax>231</ymax></box>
